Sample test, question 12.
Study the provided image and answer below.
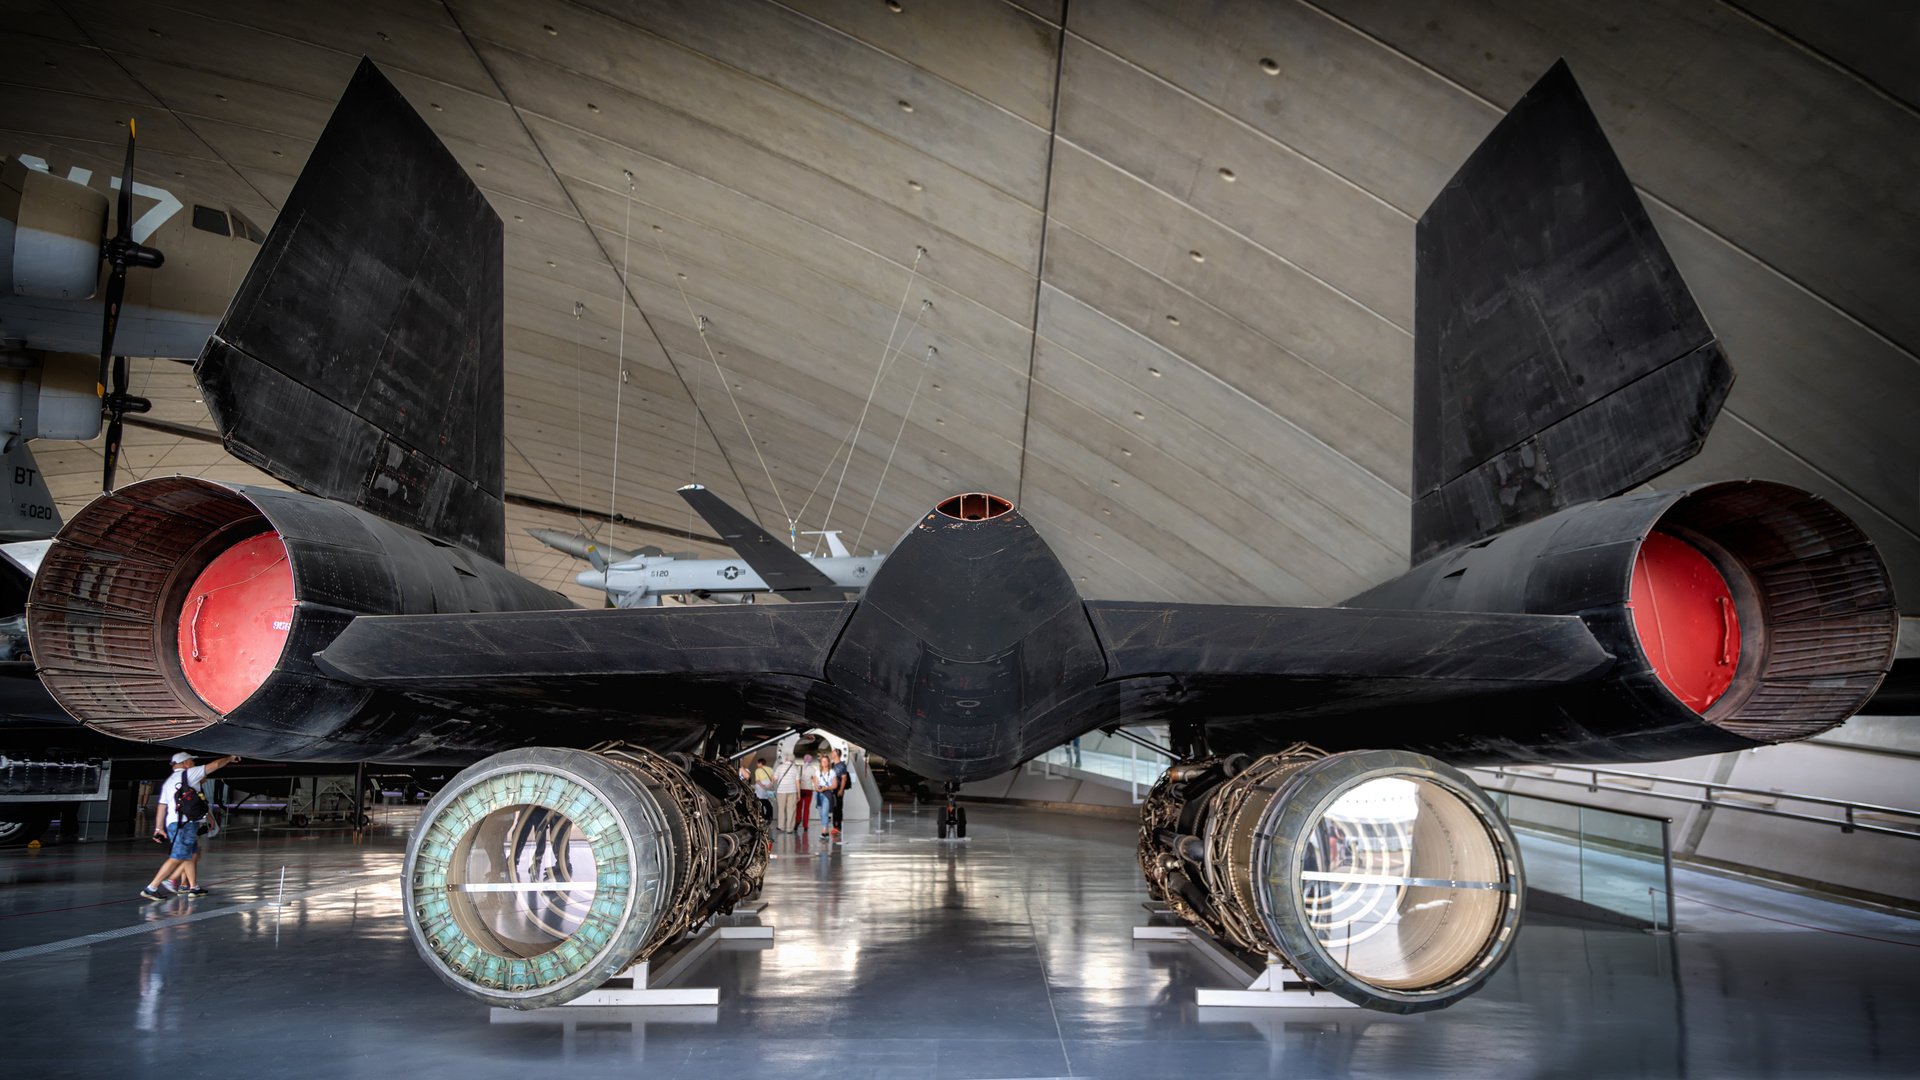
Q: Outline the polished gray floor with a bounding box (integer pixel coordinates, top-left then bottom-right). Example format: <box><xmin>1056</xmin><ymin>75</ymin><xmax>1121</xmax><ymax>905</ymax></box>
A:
<box><xmin>2</xmin><ymin>803</ymin><xmax>1916</xmax><ymax>1079</ymax></box>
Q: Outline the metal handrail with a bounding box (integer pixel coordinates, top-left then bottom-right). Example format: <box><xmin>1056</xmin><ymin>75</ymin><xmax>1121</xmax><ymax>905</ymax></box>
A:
<box><xmin>1544</xmin><ymin>763</ymin><xmax>1917</xmax><ymax>817</ymax></box>
<box><xmin>1489</xmin><ymin>786</ymin><xmax>1670</xmax><ymax>824</ymax></box>
<box><xmin>1470</xmin><ymin>765</ymin><xmax>1920</xmax><ymax>841</ymax></box>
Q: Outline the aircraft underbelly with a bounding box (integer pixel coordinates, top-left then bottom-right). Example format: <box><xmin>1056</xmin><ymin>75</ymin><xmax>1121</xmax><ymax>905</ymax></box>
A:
<box><xmin>0</xmin><ymin>294</ymin><xmax>215</xmax><ymax>359</ymax></box>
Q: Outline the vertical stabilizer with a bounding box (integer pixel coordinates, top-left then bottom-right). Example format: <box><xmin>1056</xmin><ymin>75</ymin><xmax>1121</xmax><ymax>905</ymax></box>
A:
<box><xmin>1412</xmin><ymin>60</ymin><xmax>1732</xmax><ymax>565</ymax></box>
<box><xmin>197</xmin><ymin>58</ymin><xmax>506</xmax><ymax>560</ymax></box>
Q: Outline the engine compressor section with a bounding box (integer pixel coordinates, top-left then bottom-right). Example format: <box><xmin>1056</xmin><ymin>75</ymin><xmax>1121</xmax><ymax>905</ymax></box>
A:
<box><xmin>1139</xmin><ymin>747</ymin><xmax>1525</xmax><ymax>1012</ymax></box>
<box><xmin>404</xmin><ymin>744</ymin><xmax>767</xmax><ymax>1009</ymax></box>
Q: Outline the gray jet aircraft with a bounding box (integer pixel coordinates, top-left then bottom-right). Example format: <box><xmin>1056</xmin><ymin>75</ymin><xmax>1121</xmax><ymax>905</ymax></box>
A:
<box><xmin>533</xmin><ymin>484</ymin><xmax>886</xmax><ymax>605</ymax></box>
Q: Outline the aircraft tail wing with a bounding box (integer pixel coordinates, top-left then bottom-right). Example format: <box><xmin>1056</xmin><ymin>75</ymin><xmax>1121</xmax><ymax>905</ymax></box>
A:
<box><xmin>1412</xmin><ymin>59</ymin><xmax>1732</xmax><ymax>565</ymax></box>
<box><xmin>678</xmin><ymin>485</ymin><xmax>837</xmax><ymax>592</ymax></box>
<box><xmin>313</xmin><ymin>602</ymin><xmax>854</xmax><ymax>723</ymax></box>
<box><xmin>1085</xmin><ymin>600</ymin><xmax>1621</xmax><ymax>761</ymax></box>
<box><xmin>0</xmin><ymin>442</ymin><xmax>60</xmax><ymax>541</ymax></box>
<box><xmin>196</xmin><ymin>57</ymin><xmax>507</xmax><ymax>561</ymax></box>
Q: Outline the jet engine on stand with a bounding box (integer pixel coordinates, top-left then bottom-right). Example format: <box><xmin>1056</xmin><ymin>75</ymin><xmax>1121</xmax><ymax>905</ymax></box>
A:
<box><xmin>405</xmin><ymin>744</ymin><xmax>767</xmax><ymax>1009</ymax></box>
<box><xmin>1138</xmin><ymin>747</ymin><xmax>1524</xmax><ymax>1013</ymax></box>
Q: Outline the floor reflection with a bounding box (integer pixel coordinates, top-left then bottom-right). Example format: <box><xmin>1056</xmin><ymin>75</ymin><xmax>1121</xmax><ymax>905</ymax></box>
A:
<box><xmin>1</xmin><ymin>803</ymin><xmax>1915</xmax><ymax>1078</ymax></box>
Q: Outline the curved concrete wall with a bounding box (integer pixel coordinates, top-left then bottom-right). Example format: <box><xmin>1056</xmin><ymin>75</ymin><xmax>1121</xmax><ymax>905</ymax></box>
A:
<box><xmin>3</xmin><ymin>0</ymin><xmax>1913</xmax><ymax>608</ymax></box>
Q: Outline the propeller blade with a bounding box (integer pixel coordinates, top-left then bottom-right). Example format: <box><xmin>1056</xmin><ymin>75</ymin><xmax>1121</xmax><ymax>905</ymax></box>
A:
<box><xmin>116</xmin><ymin>119</ymin><xmax>136</xmax><ymax>242</ymax></box>
<box><xmin>96</xmin><ymin>119</ymin><xmax>163</xmax><ymax>392</ymax></box>
<box><xmin>101</xmin><ymin>413</ymin><xmax>124</xmax><ymax>493</ymax></box>
<box><xmin>96</xmin><ymin>264</ymin><xmax>127</xmax><ymax>393</ymax></box>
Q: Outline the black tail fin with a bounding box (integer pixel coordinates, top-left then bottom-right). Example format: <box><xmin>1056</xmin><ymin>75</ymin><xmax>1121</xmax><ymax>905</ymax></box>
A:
<box><xmin>196</xmin><ymin>57</ymin><xmax>506</xmax><ymax>561</ymax></box>
<box><xmin>1411</xmin><ymin>59</ymin><xmax>1732</xmax><ymax>565</ymax></box>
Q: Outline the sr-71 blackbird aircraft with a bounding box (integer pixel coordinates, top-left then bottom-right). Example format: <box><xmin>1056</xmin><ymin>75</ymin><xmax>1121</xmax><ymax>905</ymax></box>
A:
<box><xmin>26</xmin><ymin>59</ymin><xmax>1896</xmax><ymax>1013</ymax></box>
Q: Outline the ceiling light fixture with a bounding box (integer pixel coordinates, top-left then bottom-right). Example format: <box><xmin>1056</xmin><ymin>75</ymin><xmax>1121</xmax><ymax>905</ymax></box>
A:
<box><xmin>1218</xmin><ymin>167</ymin><xmax>1236</xmax><ymax>181</ymax></box>
<box><xmin>1260</xmin><ymin>57</ymin><xmax>1280</xmax><ymax>75</ymax></box>
<box><xmin>1189</xmin><ymin>250</ymin><xmax>1205</xmax><ymax>262</ymax></box>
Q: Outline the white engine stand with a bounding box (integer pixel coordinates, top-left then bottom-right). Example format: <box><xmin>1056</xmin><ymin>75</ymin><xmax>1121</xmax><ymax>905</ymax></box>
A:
<box><xmin>1132</xmin><ymin>923</ymin><xmax>1357</xmax><ymax>1008</ymax></box>
<box><xmin>559</xmin><ymin>909</ymin><xmax>774</xmax><ymax>1008</ymax></box>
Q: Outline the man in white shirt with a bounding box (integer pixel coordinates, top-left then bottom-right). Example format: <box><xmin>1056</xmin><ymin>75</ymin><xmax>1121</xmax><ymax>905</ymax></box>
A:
<box><xmin>142</xmin><ymin>751</ymin><xmax>240</xmax><ymax>900</ymax></box>
<box><xmin>773</xmin><ymin>754</ymin><xmax>801</xmax><ymax>833</ymax></box>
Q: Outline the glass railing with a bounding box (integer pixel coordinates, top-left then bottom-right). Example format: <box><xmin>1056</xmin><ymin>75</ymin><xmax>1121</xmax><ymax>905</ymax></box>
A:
<box><xmin>1488</xmin><ymin>788</ymin><xmax>1675</xmax><ymax>931</ymax></box>
<box><xmin>1030</xmin><ymin>745</ymin><xmax>1165</xmax><ymax>793</ymax></box>
<box><xmin>1026</xmin><ymin>744</ymin><xmax>1676</xmax><ymax>928</ymax></box>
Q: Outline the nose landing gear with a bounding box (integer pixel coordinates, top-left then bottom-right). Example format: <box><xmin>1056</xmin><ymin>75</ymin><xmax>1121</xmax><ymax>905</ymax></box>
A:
<box><xmin>935</xmin><ymin>781</ymin><xmax>967</xmax><ymax>840</ymax></box>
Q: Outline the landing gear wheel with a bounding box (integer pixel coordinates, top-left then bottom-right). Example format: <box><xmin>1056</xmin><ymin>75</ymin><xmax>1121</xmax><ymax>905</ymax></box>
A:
<box><xmin>289</xmin><ymin>813</ymin><xmax>310</xmax><ymax>828</ymax></box>
<box><xmin>938</xmin><ymin>781</ymin><xmax>964</xmax><ymax>840</ymax></box>
<box><xmin>937</xmin><ymin>817</ymin><xmax>949</xmax><ymax>840</ymax></box>
<box><xmin>0</xmin><ymin>807</ymin><xmax>53</xmax><ymax>847</ymax></box>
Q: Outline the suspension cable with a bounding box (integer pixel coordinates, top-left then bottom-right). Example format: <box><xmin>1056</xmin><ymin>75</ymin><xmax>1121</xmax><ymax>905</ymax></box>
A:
<box><xmin>808</xmin><ymin>298</ymin><xmax>932</xmax><ymax>553</ymax></box>
<box><xmin>854</xmin><ymin>344</ymin><xmax>937</xmax><ymax>554</ymax></box>
<box><xmin>572</xmin><ymin>299</ymin><xmax>592</xmax><ymax>539</ymax></box>
<box><xmin>609</xmin><ymin>171</ymin><xmax>636</xmax><ymax>551</ymax></box>
<box><xmin>651</xmin><ymin>223</ymin><xmax>794</xmax><ymax>530</ymax></box>
<box><xmin>798</xmin><ymin>246</ymin><xmax>926</xmax><ymax>536</ymax></box>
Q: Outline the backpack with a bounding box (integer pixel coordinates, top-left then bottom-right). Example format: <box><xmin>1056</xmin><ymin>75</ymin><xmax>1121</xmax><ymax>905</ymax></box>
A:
<box><xmin>173</xmin><ymin>774</ymin><xmax>209</xmax><ymax>823</ymax></box>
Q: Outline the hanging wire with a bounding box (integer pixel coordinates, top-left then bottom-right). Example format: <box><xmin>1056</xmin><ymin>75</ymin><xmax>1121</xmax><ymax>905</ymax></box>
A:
<box><xmin>853</xmin><ymin>344</ymin><xmax>937</xmax><ymax>554</ymax></box>
<box><xmin>609</xmin><ymin>171</ymin><xmax>637</xmax><ymax>551</ymax></box>
<box><xmin>794</xmin><ymin>246</ymin><xmax>926</xmax><ymax>538</ymax></box>
<box><xmin>507</xmin><ymin>434</ymin><xmax>590</xmax><ymax>539</ymax></box>
<box><xmin>817</xmin><ymin>296</ymin><xmax>933</xmax><ymax>545</ymax></box>
<box><xmin>572</xmin><ymin>299</ymin><xmax>593</xmax><ymax>539</ymax></box>
<box><xmin>650</xmin><ymin>221</ymin><xmax>796</xmax><ymax>530</ymax></box>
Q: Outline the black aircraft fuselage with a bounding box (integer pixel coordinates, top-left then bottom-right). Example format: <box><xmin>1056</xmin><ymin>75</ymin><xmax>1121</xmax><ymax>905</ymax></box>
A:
<box><xmin>808</xmin><ymin>493</ymin><xmax>1108</xmax><ymax>780</ymax></box>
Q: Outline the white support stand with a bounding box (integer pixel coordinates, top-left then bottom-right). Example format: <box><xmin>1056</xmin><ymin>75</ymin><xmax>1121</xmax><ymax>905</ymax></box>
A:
<box><xmin>504</xmin><ymin>908</ymin><xmax>775</xmax><ymax>1009</ymax></box>
<box><xmin>564</xmin><ymin>923</ymin><xmax>774</xmax><ymax>1006</ymax></box>
<box><xmin>1132</xmin><ymin>923</ymin><xmax>1358</xmax><ymax>1008</ymax></box>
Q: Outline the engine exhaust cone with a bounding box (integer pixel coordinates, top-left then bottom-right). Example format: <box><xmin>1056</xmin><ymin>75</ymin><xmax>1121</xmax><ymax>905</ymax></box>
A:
<box><xmin>1141</xmin><ymin>749</ymin><xmax>1523</xmax><ymax>1013</ymax></box>
<box><xmin>404</xmin><ymin>745</ymin><xmax>764</xmax><ymax>1009</ymax></box>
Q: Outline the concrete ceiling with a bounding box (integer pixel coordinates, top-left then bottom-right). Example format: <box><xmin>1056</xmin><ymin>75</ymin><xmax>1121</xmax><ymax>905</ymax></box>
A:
<box><xmin>4</xmin><ymin>0</ymin><xmax>1916</xmax><ymax>611</ymax></box>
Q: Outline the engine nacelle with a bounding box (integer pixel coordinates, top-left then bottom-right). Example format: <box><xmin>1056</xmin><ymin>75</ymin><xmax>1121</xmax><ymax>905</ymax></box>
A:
<box><xmin>0</xmin><ymin>158</ymin><xmax>105</xmax><ymax>300</ymax></box>
<box><xmin>1345</xmin><ymin>480</ymin><xmax>1899</xmax><ymax>761</ymax></box>
<box><xmin>0</xmin><ymin>350</ymin><xmax>106</xmax><ymax>443</ymax></box>
<box><xmin>1140</xmin><ymin>749</ymin><xmax>1524</xmax><ymax>1013</ymax></box>
<box><xmin>405</xmin><ymin>745</ymin><xmax>767</xmax><ymax>1008</ymax></box>
<box><xmin>27</xmin><ymin>475</ymin><xmax>571</xmax><ymax>762</ymax></box>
